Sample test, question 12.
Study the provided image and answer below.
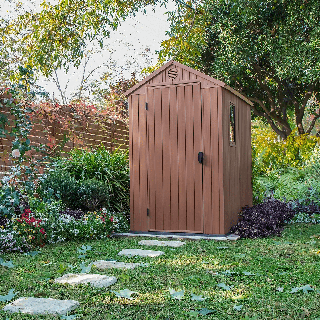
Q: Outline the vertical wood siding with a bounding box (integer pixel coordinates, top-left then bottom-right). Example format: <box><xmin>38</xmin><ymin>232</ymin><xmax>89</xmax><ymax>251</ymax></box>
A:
<box><xmin>129</xmin><ymin>62</ymin><xmax>252</xmax><ymax>234</ymax></box>
<box><xmin>222</xmin><ymin>88</ymin><xmax>252</xmax><ymax>234</ymax></box>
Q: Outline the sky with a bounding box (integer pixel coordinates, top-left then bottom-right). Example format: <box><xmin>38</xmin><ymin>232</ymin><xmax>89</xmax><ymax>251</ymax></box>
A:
<box><xmin>0</xmin><ymin>0</ymin><xmax>176</xmax><ymax>102</ymax></box>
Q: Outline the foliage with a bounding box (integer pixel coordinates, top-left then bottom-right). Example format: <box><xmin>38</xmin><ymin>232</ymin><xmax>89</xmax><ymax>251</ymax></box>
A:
<box><xmin>0</xmin><ymin>229</ymin><xmax>32</xmax><ymax>254</ymax></box>
<box><xmin>230</xmin><ymin>198</ymin><xmax>295</xmax><ymax>238</ymax></box>
<box><xmin>38</xmin><ymin>146</ymin><xmax>129</xmax><ymax>214</ymax></box>
<box><xmin>0</xmin><ymin>72</ymin><xmax>47</xmax><ymax>223</ymax></box>
<box><xmin>39</xmin><ymin>207</ymin><xmax>128</xmax><ymax>245</ymax></box>
<box><xmin>4</xmin><ymin>0</ymin><xmax>167</xmax><ymax>77</ymax></box>
<box><xmin>251</xmin><ymin>119</ymin><xmax>320</xmax><ymax>204</ymax></box>
<box><xmin>160</xmin><ymin>0</ymin><xmax>320</xmax><ymax>138</ymax></box>
<box><xmin>38</xmin><ymin>171</ymin><xmax>110</xmax><ymax>212</ymax></box>
<box><xmin>12</xmin><ymin>208</ymin><xmax>47</xmax><ymax>248</ymax></box>
<box><xmin>91</xmin><ymin>73</ymin><xmax>139</xmax><ymax>124</ymax></box>
<box><xmin>252</xmin><ymin>120</ymin><xmax>320</xmax><ymax>175</ymax></box>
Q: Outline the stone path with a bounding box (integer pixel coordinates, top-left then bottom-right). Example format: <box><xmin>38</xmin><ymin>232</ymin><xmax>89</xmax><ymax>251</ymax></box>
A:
<box><xmin>3</xmin><ymin>236</ymin><xmax>237</xmax><ymax>316</ymax></box>
<box><xmin>138</xmin><ymin>240</ymin><xmax>185</xmax><ymax>247</ymax></box>
<box><xmin>118</xmin><ymin>248</ymin><xmax>165</xmax><ymax>257</ymax></box>
<box><xmin>55</xmin><ymin>273</ymin><xmax>117</xmax><ymax>288</ymax></box>
<box><xmin>115</xmin><ymin>232</ymin><xmax>240</xmax><ymax>241</ymax></box>
<box><xmin>93</xmin><ymin>260</ymin><xmax>141</xmax><ymax>270</ymax></box>
<box><xmin>3</xmin><ymin>297</ymin><xmax>79</xmax><ymax>316</ymax></box>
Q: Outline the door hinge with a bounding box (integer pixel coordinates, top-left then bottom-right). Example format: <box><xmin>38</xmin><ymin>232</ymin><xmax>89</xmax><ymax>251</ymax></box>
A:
<box><xmin>147</xmin><ymin>208</ymin><xmax>150</xmax><ymax>216</ymax></box>
<box><xmin>145</xmin><ymin>102</ymin><xmax>148</xmax><ymax>110</ymax></box>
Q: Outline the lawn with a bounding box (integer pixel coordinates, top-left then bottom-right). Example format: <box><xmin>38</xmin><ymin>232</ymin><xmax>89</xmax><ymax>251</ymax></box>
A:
<box><xmin>1</xmin><ymin>223</ymin><xmax>320</xmax><ymax>319</ymax></box>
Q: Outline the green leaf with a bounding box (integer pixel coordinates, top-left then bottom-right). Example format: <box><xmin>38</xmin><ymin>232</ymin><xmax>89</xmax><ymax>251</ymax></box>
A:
<box><xmin>216</xmin><ymin>283</ymin><xmax>233</xmax><ymax>290</ymax></box>
<box><xmin>191</xmin><ymin>293</ymin><xmax>206</xmax><ymax>301</ymax></box>
<box><xmin>220</xmin><ymin>270</ymin><xmax>235</xmax><ymax>275</ymax></box>
<box><xmin>57</xmin><ymin>263</ymin><xmax>67</xmax><ymax>275</ymax></box>
<box><xmin>77</xmin><ymin>245</ymin><xmax>92</xmax><ymax>254</ymax></box>
<box><xmin>198</xmin><ymin>308</ymin><xmax>214</xmax><ymax>315</ymax></box>
<box><xmin>0</xmin><ymin>289</ymin><xmax>18</xmax><ymax>302</ymax></box>
<box><xmin>24</xmin><ymin>251</ymin><xmax>40</xmax><ymax>257</ymax></box>
<box><xmin>290</xmin><ymin>285</ymin><xmax>314</xmax><ymax>294</ymax></box>
<box><xmin>300</xmin><ymin>285</ymin><xmax>314</xmax><ymax>293</ymax></box>
<box><xmin>169</xmin><ymin>288</ymin><xmax>185</xmax><ymax>300</ymax></box>
<box><xmin>0</xmin><ymin>258</ymin><xmax>15</xmax><ymax>268</ymax></box>
<box><xmin>60</xmin><ymin>315</ymin><xmax>78</xmax><ymax>319</ymax></box>
<box><xmin>233</xmin><ymin>304</ymin><xmax>243</xmax><ymax>311</ymax></box>
<box><xmin>80</xmin><ymin>262</ymin><xmax>92</xmax><ymax>274</ymax></box>
<box><xmin>111</xmin><ymin>289</ymin><xmax>137</xmax><ymax>300</ymax></box>
<box><xmin>243</xmin><ymin>271</ymin><xmax>255</xmax><ymax>276</ymax></box>
<box><xmin>188</xmin><ymin>310</ymin><xmax>199</xmax><ymax>316</ymax></box>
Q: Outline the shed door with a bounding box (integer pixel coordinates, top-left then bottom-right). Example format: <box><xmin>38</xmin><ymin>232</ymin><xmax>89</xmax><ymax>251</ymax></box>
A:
<box><xmin>146</xmin><ymin>83</ymin><xmax>203</xmax><ymax>233</ymax></box>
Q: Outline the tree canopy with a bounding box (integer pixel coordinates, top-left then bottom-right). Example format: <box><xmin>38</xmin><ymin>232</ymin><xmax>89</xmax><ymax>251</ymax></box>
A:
<box><xmin>2</xmin><ymin>0</ymin><xmax>320</xmax><ymax>137</ymax></box>
<box><xmin>160</xmin><ymin>0</ymin><xmax>320</xmax><ymax>138</ymax></box>
<box><xmin>2</xmin><ymin>0</ymin><xmax>167</xmax><ymax>77</ymax></box>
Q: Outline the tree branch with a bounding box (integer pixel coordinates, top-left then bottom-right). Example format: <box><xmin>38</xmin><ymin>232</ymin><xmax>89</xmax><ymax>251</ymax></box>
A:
<box><xmin>249</xmin><ymin>97</ymin><xmax>288</xmax><ymax>139</ymax></box>
<box><xmin>294</xmin><ymin>84</ymin><xmax>314</xmax><ymax>135</ymax></box>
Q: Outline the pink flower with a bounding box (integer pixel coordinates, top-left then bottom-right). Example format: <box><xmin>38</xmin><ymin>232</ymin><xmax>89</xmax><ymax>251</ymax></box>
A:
<box><xmin>39</xmin><ymin>228</ymin><xmax>46</xmax><ymax>235</ymax></box>
<box><xmin>110</xmin><ymin>216</ymin><xmax>114</xmax><ymax>222</ymax></box>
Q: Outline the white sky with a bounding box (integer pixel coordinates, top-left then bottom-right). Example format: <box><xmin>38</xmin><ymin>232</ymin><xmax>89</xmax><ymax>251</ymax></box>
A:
<box><xmin>1</xmin><ymin>0</ymin><xmax>176</xmax><ymax>102</ymax></box>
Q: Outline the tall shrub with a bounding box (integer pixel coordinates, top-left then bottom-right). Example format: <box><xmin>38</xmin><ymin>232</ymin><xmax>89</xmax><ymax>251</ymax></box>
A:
<box><xmin>38</xmin><ymin>146</ymin><xmax>129</xmax><ymax>214</ymax></box>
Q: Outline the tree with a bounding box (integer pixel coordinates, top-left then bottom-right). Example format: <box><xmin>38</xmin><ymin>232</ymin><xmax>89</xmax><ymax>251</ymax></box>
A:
<box><xmin>160</xmin><ymin>0</ymin><xmax>320</xmax><ymax>138</ymax></box>
<box><xmin>3</xmin><ymin>0</ymin><xmax>168</xmax><ymax>77</ymax></box>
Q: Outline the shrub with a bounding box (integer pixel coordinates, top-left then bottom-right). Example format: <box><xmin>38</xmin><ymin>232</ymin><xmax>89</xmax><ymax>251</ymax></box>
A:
<box><xmin>38</xmin><ymin>171</ymin><xmax>110</xmax><ymax>212</ymax></box>
<box><xmin>38</xmin><ymin>146</ymin><xmax>129</xmax><ymax>215</ymax></box>
<box><xmin>230</xmin><ymin>198</ymin><xmax>295</xmax><ymax>238</ymax></box>
<box><xmin>252</xmin><ymin>121</ymin><xmax>320</xmax><ymax>176</ymax></box>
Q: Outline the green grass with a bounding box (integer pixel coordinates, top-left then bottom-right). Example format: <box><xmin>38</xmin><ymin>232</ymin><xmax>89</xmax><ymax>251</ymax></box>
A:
<box><xmin>1</xmin><ymin>223</ymin><xmax>320</xmax><ymax>319</ymax></box>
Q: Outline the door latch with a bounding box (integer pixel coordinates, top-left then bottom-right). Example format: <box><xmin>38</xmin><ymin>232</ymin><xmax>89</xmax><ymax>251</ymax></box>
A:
<box><xmin>198</xmin><ymin>152</ymin><xmax>204</xmax><ymax>164</ymax></box>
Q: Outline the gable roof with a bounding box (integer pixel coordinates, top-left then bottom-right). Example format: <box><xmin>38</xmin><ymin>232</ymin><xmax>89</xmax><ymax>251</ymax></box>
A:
<box><xmin>125</xmin><ymin>60</ymin><xmax>253</xmax><ymax>106</ymax></box>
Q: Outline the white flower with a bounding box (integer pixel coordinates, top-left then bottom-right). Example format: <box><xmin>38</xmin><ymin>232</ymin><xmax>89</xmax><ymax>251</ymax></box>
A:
<box><xmin>12</xmin><ymin>149</ymin><xmax>21</xmax><ymax>158</ymax></box>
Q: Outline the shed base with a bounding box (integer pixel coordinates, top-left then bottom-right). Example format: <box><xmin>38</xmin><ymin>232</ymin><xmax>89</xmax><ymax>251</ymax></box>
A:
<box><xmin>112</xmin><ymin>231</ymin><xmax>239</xmax><ymax>241</ymax></box>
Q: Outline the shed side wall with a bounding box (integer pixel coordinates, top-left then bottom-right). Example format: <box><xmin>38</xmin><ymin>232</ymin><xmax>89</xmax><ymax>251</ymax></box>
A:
<box><xmin>222</xmin><ymin>88</ymin><xmax>252</xmax><ymax>234</ymax></box>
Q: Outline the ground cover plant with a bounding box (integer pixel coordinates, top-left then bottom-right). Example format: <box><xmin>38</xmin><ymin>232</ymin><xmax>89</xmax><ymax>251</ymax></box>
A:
<box><xmin>0</xmin><ymin>223</ymin><xmax>320</xmax><ymax>319</ymax></box>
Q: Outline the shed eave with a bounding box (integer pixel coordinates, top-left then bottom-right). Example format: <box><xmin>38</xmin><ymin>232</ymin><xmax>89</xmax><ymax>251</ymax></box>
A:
<box><xmin>124</xmin><ymin>60</ymin><xmax>176</xmax><ymax>97</ymax></box>
<box><xmin>125</xmin><ymin>60</ymin><xmax>254</xmax><ymax>106</ymax></box>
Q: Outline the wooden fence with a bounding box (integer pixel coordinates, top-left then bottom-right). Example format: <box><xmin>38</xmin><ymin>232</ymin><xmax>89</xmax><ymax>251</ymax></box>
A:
<box><xmin>0</xmin><ymin>106</ymin><xmax>129</xmax><ymax>174</ymax></box>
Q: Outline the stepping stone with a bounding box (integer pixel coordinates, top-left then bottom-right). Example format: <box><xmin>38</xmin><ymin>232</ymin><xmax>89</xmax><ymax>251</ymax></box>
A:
<box><xmin>139</xmin><ymin>239</ymin><xmax>185</xmax><ymax>247</ymax></box>
<box><xmin>118</xmin><ymin>249</ymin><xmax>164</xmax><ymax>257</ymax></box>
<box><xmin>3</xmin><ymin>297</ymin><xmax>79</xmax><ymax>316</ymax></box>
<box><xmin>54</xmin><ymin>273</ymin><xmax>117</xmax><ymax>288</ymax></box>
<box><xmin>93</xmin><ymin>260</ymin><xmax>141</xmax><ymax>270</ymax></box>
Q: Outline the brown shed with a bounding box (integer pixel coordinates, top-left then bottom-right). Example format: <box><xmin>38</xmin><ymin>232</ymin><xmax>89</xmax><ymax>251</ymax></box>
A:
<box><xmin>125</xmin><ymin>60</ymin><xmax>253</xmax><ymax>235</ymax></box>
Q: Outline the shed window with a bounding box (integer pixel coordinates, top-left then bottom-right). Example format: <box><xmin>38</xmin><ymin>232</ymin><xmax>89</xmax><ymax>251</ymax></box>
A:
<box><xmin>229</xmin><ymin>103</ymin><xmax>236</xmax><ymax>144</ymax></box>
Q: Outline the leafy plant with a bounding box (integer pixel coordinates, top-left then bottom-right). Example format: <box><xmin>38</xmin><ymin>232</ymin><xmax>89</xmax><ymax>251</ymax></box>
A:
<box><xmin>38</xmin><ymin>146</ymin><xmax>129</xmax><ymax>216</ymax></box>
<box><xmin>230</xmin><ymin>198</ymin><xmax>295</xmax><ymax>238</ymax></box>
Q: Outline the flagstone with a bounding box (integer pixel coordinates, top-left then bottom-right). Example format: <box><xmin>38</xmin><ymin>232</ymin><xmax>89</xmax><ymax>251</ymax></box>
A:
<box><xmin>3</xmin><ymin>297</ymin><xmax>79</xmax><ymax>316</ymax></box>
<box><xmin>118</xmin><ymin>249</ymin><xmax>164</xmax><ymax>257</ymax></box>
<box><xmin>93</xmin><ymin>260</ymin><xmax>141</xmax><ymax>270</ymax></box>
<box><xmin>139</xmin><ymin>239</ymin><xmax>185</xmax><ymax>247</ymax></box>
<box><xmin>54</xmin><ymin>273</ymin><xmax>117</xmax><ymax>288</ymax></box>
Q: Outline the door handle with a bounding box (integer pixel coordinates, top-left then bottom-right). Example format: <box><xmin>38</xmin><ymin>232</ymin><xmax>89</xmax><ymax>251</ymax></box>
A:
<box><xmin>198</xmin><ymin>152</ymin><xmax>204</xmax><ymax>164</ymax></box>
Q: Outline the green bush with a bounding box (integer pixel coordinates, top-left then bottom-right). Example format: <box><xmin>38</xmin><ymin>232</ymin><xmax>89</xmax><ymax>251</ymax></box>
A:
<box><xmin>38</xmin><ymin>146</ymin><xmax>129</xmax><ymax>214</ymax></box>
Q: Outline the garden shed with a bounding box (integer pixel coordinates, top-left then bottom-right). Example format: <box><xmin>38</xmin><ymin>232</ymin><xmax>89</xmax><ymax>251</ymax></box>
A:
<box><xmin>125</xmin><ymin>60</ymin><xmax>253</xmax><ymax>235</ymax></box>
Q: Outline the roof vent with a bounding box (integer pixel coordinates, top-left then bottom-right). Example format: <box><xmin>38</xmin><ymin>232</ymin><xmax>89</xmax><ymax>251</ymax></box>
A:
<box><xmin>168</xmin><ymin>68</ymin><xmax>178</xmax><ymax>80</ymax></box>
